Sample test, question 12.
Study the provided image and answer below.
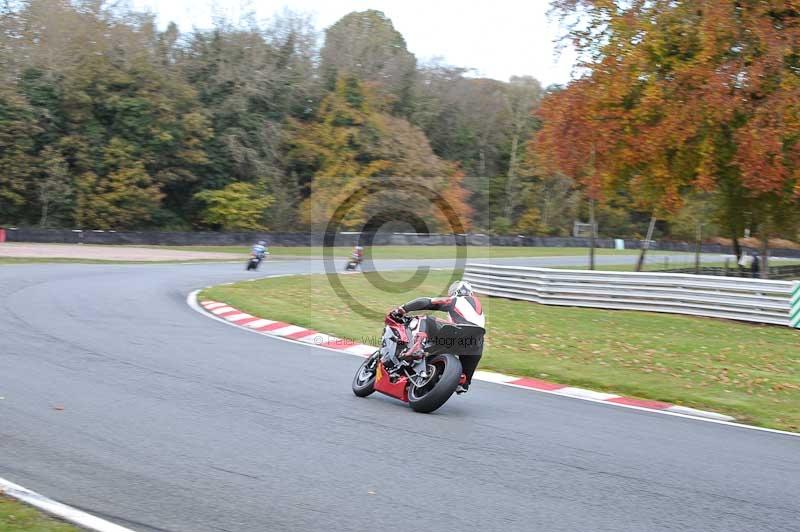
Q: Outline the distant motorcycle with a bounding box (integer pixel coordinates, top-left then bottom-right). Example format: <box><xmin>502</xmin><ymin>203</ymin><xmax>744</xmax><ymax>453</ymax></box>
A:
<box><xmin>352</xmin><ymin>312</ymin><xmax>483</xmax><ymax>413</ymax></box>
<box><xmin>246</xmin><ymin>252</ymin><xmax>266</xmax><ymax>271</ymax></box>
<box><xmin>344</xmin><ymin>257</ymin><xmax>362</xmax><ymax>271</ymax></box>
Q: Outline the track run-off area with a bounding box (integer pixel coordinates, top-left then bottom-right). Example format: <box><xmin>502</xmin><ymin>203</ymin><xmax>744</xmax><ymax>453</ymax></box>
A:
<box><xmin>1</xmin><ymin>257</ymin><xmax>799</xmax><ymax>532</ymax></box>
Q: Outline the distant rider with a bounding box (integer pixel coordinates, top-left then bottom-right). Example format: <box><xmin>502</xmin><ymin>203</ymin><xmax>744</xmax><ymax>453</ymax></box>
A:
<box><xmin>251</xmin><ymin>240</ymin><xmax>269</xmax><ymax>260</ymax></box>
<box><xmin>389</xmin><ymin>280</ymin><xmax>485</xmax><ymax>394</ymax></box>
<box><xmin>352</xmin><ymin>245</ymin><xmax>364</xmax><ymax>263</ymax></box>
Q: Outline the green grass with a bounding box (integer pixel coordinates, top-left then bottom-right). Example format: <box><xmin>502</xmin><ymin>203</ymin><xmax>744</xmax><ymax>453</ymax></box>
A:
<box><xmin>201</xmin><ymin>270</ymin><xmax>800</xmax><ymax>431</ymax></box>
<box><xmin>143</xmin><ymin>244</ymin><xmax>691</xmax><ymax>260</ymax></box>
<box><xmin>0</xmin><ymin>496</ymin><xmax>78</xmax><ymax>531</ymax></box>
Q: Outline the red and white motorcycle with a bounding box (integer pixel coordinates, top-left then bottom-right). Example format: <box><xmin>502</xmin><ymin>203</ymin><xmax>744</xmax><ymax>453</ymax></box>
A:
<box><xmin>351</xmin><ymin>312</ymin><xmax>482</xmax><ymax>413</ymax></box>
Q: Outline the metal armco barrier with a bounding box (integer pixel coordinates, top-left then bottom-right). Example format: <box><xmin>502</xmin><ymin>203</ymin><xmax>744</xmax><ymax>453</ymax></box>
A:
<box><xmin>465</xmin><ymin>264</ymin><xmax>799</xmax><ymax>328</ymax></box>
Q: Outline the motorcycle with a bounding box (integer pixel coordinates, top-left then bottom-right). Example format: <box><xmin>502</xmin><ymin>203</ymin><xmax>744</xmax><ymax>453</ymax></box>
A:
<box><xmin>352</xmin><ymin>313</ymin><xmax>483</xmax><ymax>413</ymax></box>
<box><xmin>246</xmin><ymin>253</ymin><xmax>264</xmax><ymax>271</ymax></box>
<box><xmin>344</xmin><ymin>256</ymin><xmax>362</xmax><ymax>271</ymax></box>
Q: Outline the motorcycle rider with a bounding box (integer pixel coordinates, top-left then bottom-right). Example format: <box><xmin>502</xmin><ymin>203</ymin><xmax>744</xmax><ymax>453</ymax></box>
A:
<box><xmin>352</xmin><ymin>245</ymin><xmax>364</xmax><ymax>263</ymax></box>
<box><xmin>390</xmin><ymin>280</ymin><xmax>485</xmax><ymax>394</ymax></box>
<box><xmin>251</xmin><ymin>240</ymin><xmax>269</xmax><ymax>260</ymax></box>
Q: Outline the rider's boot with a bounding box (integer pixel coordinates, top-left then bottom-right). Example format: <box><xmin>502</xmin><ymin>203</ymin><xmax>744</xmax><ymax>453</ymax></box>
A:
<box><xmin>399</xmin><ymin>332</ymin><xmax>428</xmax><ymax>362</ymax></box>
<box><xmin>456</xmin><ymin>373</ymin><xmax>469</xmax><ymax>394</ymax></box>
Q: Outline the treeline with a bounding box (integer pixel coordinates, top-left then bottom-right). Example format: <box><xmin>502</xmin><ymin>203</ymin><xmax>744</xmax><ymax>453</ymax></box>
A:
<box><xmin>0</xmin><ymin>0</ymin><xmax>563</xmax><ymax>233</ymax></box>
<box><xmin>2</xmin><ymin>1</ymin><xmax>798</xmax><ymax>247</ymax></box>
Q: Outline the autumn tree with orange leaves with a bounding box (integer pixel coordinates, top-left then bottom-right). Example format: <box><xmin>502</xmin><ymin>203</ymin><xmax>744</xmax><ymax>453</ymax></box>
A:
<box><xmin>538</xmin><ymin>0</ymin><xmax>800</xmax><ymax>275</ymax></box>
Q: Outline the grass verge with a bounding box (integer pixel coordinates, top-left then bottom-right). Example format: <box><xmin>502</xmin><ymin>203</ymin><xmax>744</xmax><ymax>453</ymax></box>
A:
<box><xmin>0</xmin><ymin>495</ymin><xmax>78</xmax><ymax>531</ymax></box>
<box><xmin>201</xmin><ymin>270</ymin><xmax>800</xmax><ymax>431</ymax></box>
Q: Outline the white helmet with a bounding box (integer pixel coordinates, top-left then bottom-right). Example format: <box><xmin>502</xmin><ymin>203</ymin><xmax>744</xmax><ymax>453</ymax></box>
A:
<box><xmin>448</xmin><ymin>280</ymin><xmax>473</xmax><ymax>297</ymax></box>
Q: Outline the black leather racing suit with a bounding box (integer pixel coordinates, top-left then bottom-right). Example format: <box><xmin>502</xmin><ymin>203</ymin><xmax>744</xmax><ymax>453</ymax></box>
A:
<box><xmin>400</xmin><ymin>295</ymin><xmax>485</xmax><ymax>384</ymax></box>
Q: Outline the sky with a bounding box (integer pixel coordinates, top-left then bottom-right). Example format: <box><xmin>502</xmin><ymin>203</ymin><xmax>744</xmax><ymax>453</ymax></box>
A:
<box><xmin>130</xmin><ymin>0</ymin><xmax>577</xmax><ymax>87</ymax></box>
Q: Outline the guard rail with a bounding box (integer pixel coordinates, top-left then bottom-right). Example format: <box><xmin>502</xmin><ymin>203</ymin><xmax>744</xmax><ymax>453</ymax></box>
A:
<box><xmin>464</xmin><ymin>264</ymin><xmax>800</xmax><ymax>328</ymax></box>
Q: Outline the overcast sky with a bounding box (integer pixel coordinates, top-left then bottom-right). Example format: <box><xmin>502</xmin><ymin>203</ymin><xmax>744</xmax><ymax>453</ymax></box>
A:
<box><xmin>130</xmin><ymin>0</ymin><xmax>577</xmax><ymax>87</ymax></box>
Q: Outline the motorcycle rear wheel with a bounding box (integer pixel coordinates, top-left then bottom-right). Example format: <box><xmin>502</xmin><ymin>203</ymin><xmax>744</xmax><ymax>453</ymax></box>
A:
<box><xmin>408</xmin><ymin>353</ymin><xmax>462</xmax><ymax>413</ymax></box>
<box><xmin>352</xmin><ymin>351</ymin><xmax>379</xmax><ymax>397</ymax></box>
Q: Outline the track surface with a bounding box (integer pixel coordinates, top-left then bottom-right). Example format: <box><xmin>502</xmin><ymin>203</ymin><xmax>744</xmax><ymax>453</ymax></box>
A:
<box><xmin>1</xmin><ymin>258</ymin><xmax>798</xmax><ymax>532</ymax></box>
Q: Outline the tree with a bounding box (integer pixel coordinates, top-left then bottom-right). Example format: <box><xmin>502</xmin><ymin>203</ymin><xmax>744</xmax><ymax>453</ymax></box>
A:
<box><xmin>548</xmin><ymin>0</ymin><xmax>800</xmax><ymax>273</ymax></box>
<box><xmin>514</xmin><ymin>173</ymin><xmax>580</xmax><ymax>236</ymax></box>
<box><xmin>74</xmin><ymin>139</ymin><xmax>163</xmax><ymax>229</ymax></box>
<box><xmin>37</xmin><ymin>146</ymin><xmax>72</xmax><ymax>227</ymax></box>
<box><xmin>194</xmin><ymin>182</ymin><xmax>275</xmax><ymax>230</ymax></box>
<box><xmin>179</xmin><ymin>14</ymin><xmax>315</xmax><ymax>228</ymax></box>
<box><xmin>287</xmin><ymin>76</ymin><xmax>465</xmax><ymax>231</ymax></box>
<box><xmin>533</xmin><ymin>78</ymin><xmax>620</xmax><ymax>267</ymax></box>
<box><xmin>0</xmin><ymin>91</ymin><xmax>38</xmax><ymax>224</ymax></box>
<box><xmin>320</xmin><ymin>10</ymin><xmax>417</xmax><ymax>116</ymax></box>
<box><xmin>75</xmin><ymin>168</ymin><xmax>163</xmax><ymax>230</ymax></box>
<box><xmin>502</xmin><ymin>76</ymin><xmax>543</xmax><ymax>220</ymax></box>
<box><xmin>2</xmin><ymin>1</ymin><xmax>547</xmax><ymax>236</ymax></box>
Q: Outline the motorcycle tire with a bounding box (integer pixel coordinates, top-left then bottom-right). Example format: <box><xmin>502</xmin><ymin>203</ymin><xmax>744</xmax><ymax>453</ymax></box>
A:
<box><xmin>408</xmin><ymin>353</ymin><xmax>462</xmax><ymax>413</ymax></box>
<box><xmin>352</xmin><ymin>351</ymin><xmax>379</xmax><ymax>397</ymax></box>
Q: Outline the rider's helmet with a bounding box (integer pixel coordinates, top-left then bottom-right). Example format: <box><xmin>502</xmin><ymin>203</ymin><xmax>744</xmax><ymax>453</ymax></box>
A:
<box><xmin>448</xmin><ymin>280</ymin><xmax>474</xmax><ymax>297</ymax></box>
<box><xmin>258</xmin><ymin>240</ymin><xmax>266</xmax><ymax>246</ymax></box>
<box><xmin>355</xmin><ymin>245</ymin><xmax>363</xmax><ymax>250</ymax></box>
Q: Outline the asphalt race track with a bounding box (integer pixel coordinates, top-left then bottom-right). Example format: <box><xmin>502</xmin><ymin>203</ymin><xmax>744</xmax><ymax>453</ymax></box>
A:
<box><xmin>1</xmin><ymin>257</ymin><xmax>798</xmax><ymax>532</ymax></box>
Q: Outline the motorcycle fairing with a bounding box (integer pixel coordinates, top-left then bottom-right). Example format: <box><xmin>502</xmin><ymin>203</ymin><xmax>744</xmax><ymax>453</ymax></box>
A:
<box><xmin>374</xmin><ymin>361</ymin><xmax>409</xmax><ymax>402</ymax></box>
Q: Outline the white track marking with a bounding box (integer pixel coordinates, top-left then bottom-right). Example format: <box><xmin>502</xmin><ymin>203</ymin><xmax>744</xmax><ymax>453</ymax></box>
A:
<box><xmin>223</xmin><ymin>313</ymin><xmax>253</xmax><ymax>321</ymax></box>
<box><xmin>210</xmin><ymin>306</ymin><xmax>236</xmax><ymax>315</ymax></box>
<box><xmin>0</xmin><ymin>477</ymin><xmax>135</xmax><ymax>532</ymax></box>
<box><xmin>297</xmin><ymin>333</ymin><xmax>339</xmax><ymax>345</ymax></box>
<box><xmin>344</xmin><ymin>344</ymin><xmax>378</xmax><ymax>356</ymax></box>
<box><xmin>471</xmin><ymin>370</ymin><xmax>517</xmax><ymax>383</ymax></box>
<box><xmin>553</xmin><ymin>387</ymin><xmax>620</xmax><ymax>401</ymax></box>
<box><xmin>667</xmin><ymin>405</ymin><xmax>736</xmax><ymax>422</ymax></box>
<box><xmin>243</xmin><ymin>319</ymin><xmax>275</xmax><ymax>328</ymax></box>
<box><xmin>269</xmin><ymin>325</ymin><xmax>307</xmax><ymax>336</ymax></box>
<box><xmin>186</xmin><ymin>290</ymin><xmax>799</xmax><ymax>438</ymax></box>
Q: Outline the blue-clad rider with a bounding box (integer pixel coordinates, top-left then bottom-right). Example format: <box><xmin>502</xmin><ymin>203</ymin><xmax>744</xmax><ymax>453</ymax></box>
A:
<box><xmin>251</xmin><ymin>240</ymin><xmax>269</xmax><ymax>259</ymax></box>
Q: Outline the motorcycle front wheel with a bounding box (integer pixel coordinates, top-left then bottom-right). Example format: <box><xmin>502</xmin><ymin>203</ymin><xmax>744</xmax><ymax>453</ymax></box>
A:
<box><xmin>352</xmin><ymin>351</ymin><xmax>379</xmax><ymax>397</ymax></box>
<box><xmin>408</xmin><ymin>353</ymin><xmax>462</xmax><ymax>413</ymax></box>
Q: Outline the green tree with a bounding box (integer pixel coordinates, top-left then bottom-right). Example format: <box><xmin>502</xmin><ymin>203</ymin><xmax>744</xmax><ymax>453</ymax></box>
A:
<box><xmin>0</xmin><ymin>91</ymin><xmax>39</xmax><ymax>224</ymax></box>
<box><xmin>179</xmin><ymin>15</ymin><xmax>315</xmax><ymax>229</ymax></box>
<box><xmin>194</xmin><ymin>182</ymin><xmax>275</xmax><ymax>230</ymax></box>
<box><xmin>74</xmin><ymin>139</ymin><xmax>163</xmax><ymax>229</ymax></box>
<box><xmin>320</xmin><ymin>10</ymin><xmax>417</xmax><ymax>116</ymax></box>
<box><xmin>37</xmin><ymin>146</ymin><xmax>73</xmax><ymax>227</ymax></box>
